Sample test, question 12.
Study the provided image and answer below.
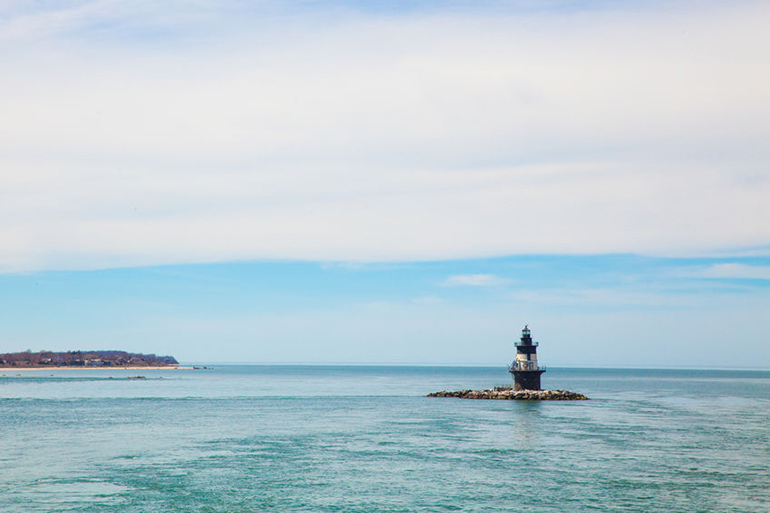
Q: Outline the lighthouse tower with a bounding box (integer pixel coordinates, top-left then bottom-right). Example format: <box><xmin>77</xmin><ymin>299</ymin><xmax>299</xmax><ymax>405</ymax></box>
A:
<box><xmin>509</xmin><ymin>325</ymin><xmax>546</xmax><ymax>391</ymax></box>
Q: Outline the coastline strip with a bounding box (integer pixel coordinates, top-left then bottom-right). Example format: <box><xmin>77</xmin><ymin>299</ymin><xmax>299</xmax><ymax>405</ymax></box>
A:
<box><xmin>1</xmin><ymin>366</ymin><xmax>193</xmax><ymax>372</ymax></box>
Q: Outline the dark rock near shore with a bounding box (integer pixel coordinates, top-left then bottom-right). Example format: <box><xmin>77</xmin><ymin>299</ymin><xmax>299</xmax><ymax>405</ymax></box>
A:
<box><xmin>428</xmin><ymin>387</ymin><xmax>588</xmax><ymax>401</ymax></box>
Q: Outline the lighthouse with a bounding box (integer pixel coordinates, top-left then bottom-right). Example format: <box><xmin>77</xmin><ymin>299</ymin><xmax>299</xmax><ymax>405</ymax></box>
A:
<box><xmin>509</xmin><ymin>325</ymin><xmax>546</xmax><ymax>391</ymax></box>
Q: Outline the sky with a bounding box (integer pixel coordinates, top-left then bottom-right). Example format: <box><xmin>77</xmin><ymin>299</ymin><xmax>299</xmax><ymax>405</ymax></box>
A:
<box><xmin>0</xmin><ymin>1</ymin><xmax>768</xmax><ymax>367</ymax></box>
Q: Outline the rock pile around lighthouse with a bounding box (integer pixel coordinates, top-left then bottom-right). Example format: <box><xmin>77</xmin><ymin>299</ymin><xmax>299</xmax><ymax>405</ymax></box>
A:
<box><xmin>428</xmin><ymin>387</ymin><xmax>588</xmax><ymax>401</ymax></box>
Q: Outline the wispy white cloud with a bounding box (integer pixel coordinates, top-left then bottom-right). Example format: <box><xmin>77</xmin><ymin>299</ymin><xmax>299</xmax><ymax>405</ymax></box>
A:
<box><xmin>442</xmin><ymin>274</ymin><xmax>509</xmax><ymax>287</ymax></box>
<box><xmin>507</xmin><ymin>287</ymin><xmax>692</xmax><ymax>309</ymax></box>
<box><xmin>697</xmin><ymin>263</ymin><xmax>770</xmax><ymax>280</ymax></box>
<box><xmin>410</xmin><ymin>295</ymin><xmax>447</xmax><ymax>305</ymax></box>
<box><xmin>1</xmin><ymin>1</ymin><xmax>769</xmax><ymax>271</ymax></box>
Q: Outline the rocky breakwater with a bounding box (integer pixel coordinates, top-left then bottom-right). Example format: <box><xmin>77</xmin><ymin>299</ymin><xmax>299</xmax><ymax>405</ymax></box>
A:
<box><xmin>428</xmin><ymin>387</ymin><xmax>588</xmax><ymax>401</ymax></box>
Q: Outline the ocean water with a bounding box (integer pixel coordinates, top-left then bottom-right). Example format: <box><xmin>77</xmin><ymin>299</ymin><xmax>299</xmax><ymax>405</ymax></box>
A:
<box><xmin>1</xmin><ymin>366</ymin><xmax>768</xmax><ymax>512</ymax></box>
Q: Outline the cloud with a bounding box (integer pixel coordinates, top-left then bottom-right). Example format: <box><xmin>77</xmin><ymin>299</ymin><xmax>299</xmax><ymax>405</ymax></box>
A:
<box><xmin>1</xmin><ymin>1</ymin><xmax>769</xmax><ymax>271</ymax></box>
<box><xmin>442</xmin><ymin>274</ymin><xmax>509</xmax><ymax>287</ymax></box>
<box><xmin>699</xmin><ymin>264</ymin><xmax>770</xmax><ymax>280</ymax></box>
<box><xmin>410</xmin><ymin>295</ymin><xmax>447</xmax><ymax>305</ymax></box>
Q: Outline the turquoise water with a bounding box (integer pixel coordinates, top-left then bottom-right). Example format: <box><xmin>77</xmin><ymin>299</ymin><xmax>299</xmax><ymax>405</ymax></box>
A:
<box><xmin>1</xmin><ymin>366</ymin><xmax>768</xmax><ymax>512</ymax></box>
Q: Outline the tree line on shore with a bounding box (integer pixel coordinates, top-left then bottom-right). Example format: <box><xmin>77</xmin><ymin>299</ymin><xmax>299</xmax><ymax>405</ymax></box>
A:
<box><xmin>0</xmin><ymin>350</ymin><xmax>178</xmax><ymax>367</ymax></box>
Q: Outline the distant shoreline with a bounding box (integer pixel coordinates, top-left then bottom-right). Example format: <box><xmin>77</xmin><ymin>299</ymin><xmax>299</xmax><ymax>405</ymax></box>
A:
<box><xmin>1</xmin><ymin>366</ymin><xmax>193</xmax><ymax>372</ymax></box>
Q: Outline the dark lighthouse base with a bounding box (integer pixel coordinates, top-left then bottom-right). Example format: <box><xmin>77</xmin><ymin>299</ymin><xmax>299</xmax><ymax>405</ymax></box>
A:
<box><xmin>512</xmin><ymin>370</ymin><xmax>545</xmax><ymax>391</ymax></box>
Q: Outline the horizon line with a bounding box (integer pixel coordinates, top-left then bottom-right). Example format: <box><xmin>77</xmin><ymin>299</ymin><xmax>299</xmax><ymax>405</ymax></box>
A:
<box><xmin>180</xmin><ymin>362</ymin><xmax>770</xmax><ymax>371</ymax></box>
